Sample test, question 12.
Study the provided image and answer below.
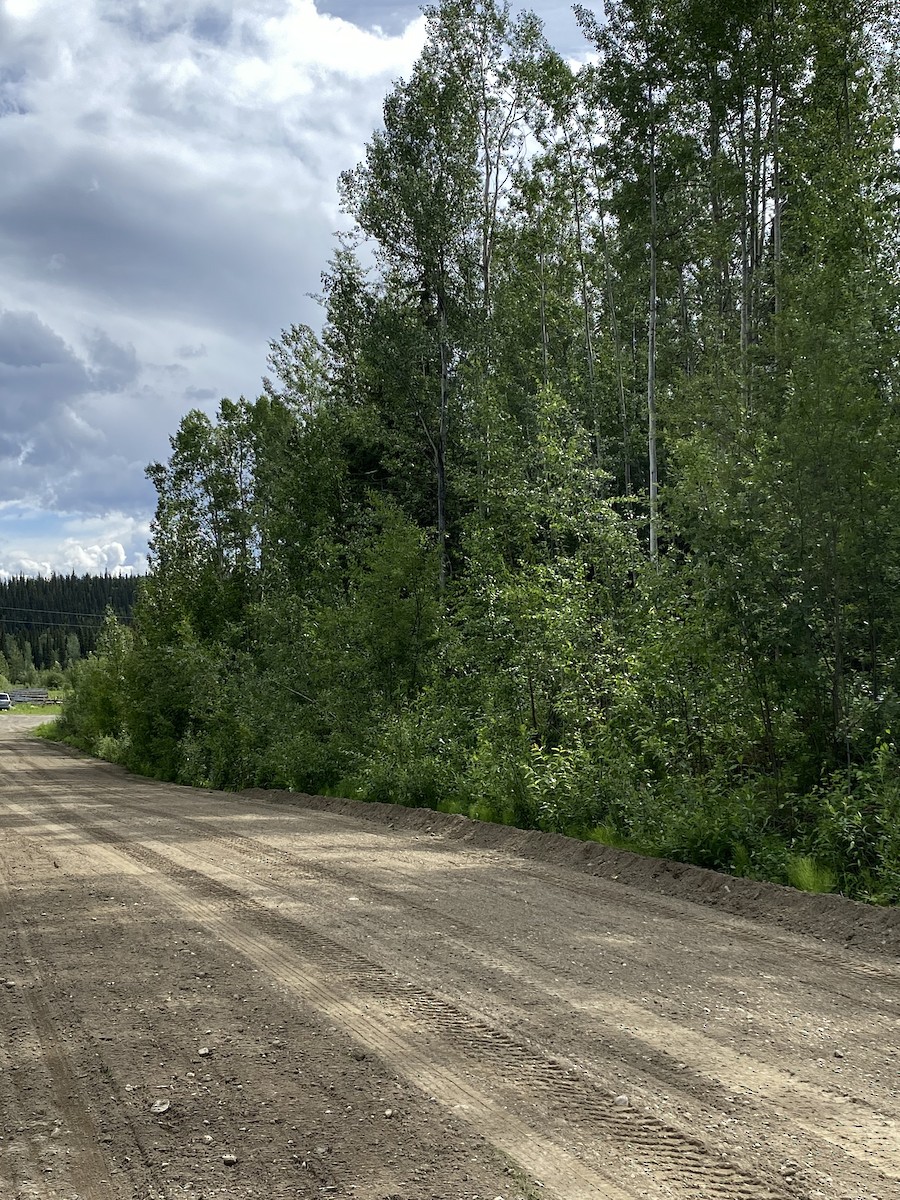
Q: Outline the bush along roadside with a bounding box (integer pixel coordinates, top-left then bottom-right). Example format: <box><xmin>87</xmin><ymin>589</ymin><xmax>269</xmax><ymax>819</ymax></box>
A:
<box><xmin>54</xmin><ymin>608</ymin><xmax>900</xmax><ymax>906</ymax></box>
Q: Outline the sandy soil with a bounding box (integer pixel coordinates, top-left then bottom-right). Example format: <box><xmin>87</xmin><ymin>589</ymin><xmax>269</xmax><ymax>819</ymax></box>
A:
<box><xmin>1</xmin><ymin>715</ymin><xmax>898</xmax><ymax>1200</ymax></box>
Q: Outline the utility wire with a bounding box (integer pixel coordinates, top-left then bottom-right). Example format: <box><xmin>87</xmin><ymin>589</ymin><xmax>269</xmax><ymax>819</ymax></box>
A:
<box><xmin>1</xmin><ymin>616</ymin><xmax>134</xmax><ymax>634</ymax></box>
<box><xmin>0</xmin><ymin>604</ymin><xmax>133</xmax><ymax>621</ymax></box>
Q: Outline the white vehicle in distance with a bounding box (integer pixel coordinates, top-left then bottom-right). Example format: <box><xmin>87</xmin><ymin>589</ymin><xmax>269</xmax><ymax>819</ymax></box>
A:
<box><xmin>0</xmin><ymin>693</ymin><xmax>13</xmax><ymax>711</ymax></box>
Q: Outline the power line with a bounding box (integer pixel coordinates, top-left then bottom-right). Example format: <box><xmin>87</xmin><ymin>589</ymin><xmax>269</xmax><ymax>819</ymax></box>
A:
<box><xmin>2</xmin><ymin>618</ymin><xmax>133</xmax><ymax>634</ymax></box>
<box><xmin>0</xmin><ymin>605</ymin><xmax>133</xmax><ymax>622</ymax></box>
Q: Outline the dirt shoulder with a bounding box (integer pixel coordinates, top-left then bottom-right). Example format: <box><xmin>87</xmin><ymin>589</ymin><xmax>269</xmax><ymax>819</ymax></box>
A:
<box><xmin>2</xmin><ymin>728</ymin><xmax>898</xmax><ymax>1200</ymax></box>
<box><xmin>247</xmin><ymin>788</ymin><xmax>900</xmax><ymax>959</ymax></box>
<box><xmin>30</xmin><ymin>711</ymin><xmax>898</xmax><ymax>956</ymax></box>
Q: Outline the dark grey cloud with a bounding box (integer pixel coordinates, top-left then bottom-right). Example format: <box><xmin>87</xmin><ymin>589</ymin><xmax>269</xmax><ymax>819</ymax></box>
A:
<box><xmin>191</xmin><ymin>6</ymin><xmax>234</xmax><ymax>45</ymax></box>
<box><xmin>0</xmin><ymin>65</ymin><xmax>29</xmax><ymax>117</ymax></box>
<box><xmin>95</xmin><ymin>0</ymin><xmax>276</xmax><ymax>47</ymax></box>
<box><xmin>0</xmin><ymin>432</ymin><xmax>22</xmax><ymax>458</ymax></box>
<box><xmin>0</xmin><ymin>153</ymin><xmax>315</xmax><ymax>338</ymax></box>
<box><xmin>98</xmin><ymin>2</ymin><xmax>193</xmax><ymax>44</ymax></box>
<box><xmin>317</xmin><ymin>1</ymin><xmax>422</xmax><ymax>36</ymax></box>
<box><xmin>0</xmin><ymin>118</ymin><xmax>346</xmax><ymax>349</ymax></box>
<box><xmin>87</xmin><ymin>330</ymin><xmax>140</xmax><ymax>392</ymax></box>
<box><xmin>51</xmin><ymin>454</ymin><xmax>158</xmax><ymax>514</ymax></box>
<box><xmin>0</xmin><ymin>308</ymin><xmax>77</xmax><ymax>369</ymax></box>
<box><xmin>0</xmin><ymin>308</ymin><xmax>164</xmax><ymax>526</ymax></box>
<box><xmin>0</xmin><ymin>309</ymin><xmax>91</xmax><ymax>432</ymax></box>
<box><xmin>0</xmin><ymin>312</ymin><xmax>139</xmax><ymax>441</ymax></box>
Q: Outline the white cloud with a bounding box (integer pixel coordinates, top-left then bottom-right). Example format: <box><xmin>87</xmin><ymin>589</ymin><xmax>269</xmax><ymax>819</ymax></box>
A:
<box><xmin>0</xmin><ymin>505</ymin><xmax>150</xmax><ymax>579</ymax></box>
<box><xmin>61</xmin><ymin>540</ymin><xmax>142</xmax><ymax>576</ymax></box>
<box><xmin>5</xmin><ymin>0</ymin><xmax>42</xmax><ymax>19</ymax></box>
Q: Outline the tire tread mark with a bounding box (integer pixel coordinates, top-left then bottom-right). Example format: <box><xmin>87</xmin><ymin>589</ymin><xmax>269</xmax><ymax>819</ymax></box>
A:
<box><xmin>43</xmin><ymin>800</ymin><xmax>792</xmax><ymax>1200</ymax></box>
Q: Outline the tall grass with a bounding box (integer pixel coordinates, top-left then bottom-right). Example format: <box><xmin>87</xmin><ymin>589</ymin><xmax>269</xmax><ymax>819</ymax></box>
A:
<box><xmin>786</xmin><ymin>854</ymin><xmax>837</xmax><ymax>894</ymax></box>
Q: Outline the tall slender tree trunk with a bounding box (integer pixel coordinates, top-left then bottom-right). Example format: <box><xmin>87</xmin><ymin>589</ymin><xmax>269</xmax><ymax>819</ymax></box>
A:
<box><xmin>739</xmin><ymin>95</ymin><xmax>752</xmax><ymax>414</ymax></box>
<box><xmin>769</xmin><ymin>5</ymin><xmax>783</xmax><ymax>320</ymax></box>
<box><xmin>647</xmin><ymin>84</ymin><xmax>659</xmax><ymax>564</ymax></box>
<box><xmin>419</xmin><ymin>287</ymin><xmax>451</xmax><ymax>592</ymax></box>
<box><xmin>586</xmin><ymin>136</ymin><xmax>632</xmax><ymax>495</ymax></box>
<box><xmin>537</xmin><ymin>203</ymin><xmax>550</xmax><ymax>388</ymax></box>
<box><xmin>437</xmin><ymin>301</ymin><xmax>450</xmax><ymax>591</ymax></box>
<box><xmin>563</xmin><ymin>133</ymin><xmax>599</xmax><ymax>462</ymax></box>
<box><xmin>678</xmin><ymin>264</ymin><xmax>692</xmax><ymax>379</ymax></box>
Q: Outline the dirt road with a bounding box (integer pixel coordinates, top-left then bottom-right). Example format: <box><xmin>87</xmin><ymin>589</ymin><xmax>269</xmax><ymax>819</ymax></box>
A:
<box><xmin>1</xmin><ymin>718</ymin><xmax>898</xmax><ymax>1200</ymax></box>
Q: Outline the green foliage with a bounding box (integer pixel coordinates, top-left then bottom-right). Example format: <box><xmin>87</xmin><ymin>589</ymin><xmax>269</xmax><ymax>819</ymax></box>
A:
<box><xmin>63</xmin><ymin>0</ymin><xmax>900</xmax><ymax>906</ymax></box>
<box><xmin>349</xmin><ymin>703</ymin><xmax>468</xmax><ymax>810</ymax></box>
<box><xmin>55</xmin><ymin>611</ymin><xmax>134</xmax><ymax>760</ymax></box>
<box><xmin>586</xmin><ymin>824</ymin><xmax>632</xmax><ymax>851</ymax></box>
<box><xmin>809</xmin><ymin>739</ymin><xmax>900</xmax><ymax>901</ymax></box>
<box><xmin>29</xmin><ymin>721</ymin><xmax>61</xmax><ymax>741</ymax></box>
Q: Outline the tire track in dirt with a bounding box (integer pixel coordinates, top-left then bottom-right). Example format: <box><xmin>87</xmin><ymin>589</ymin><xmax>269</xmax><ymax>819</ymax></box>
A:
<box><xmin>18</xmin><ymin>737</ymin><xmax>899</xmax><ymax>960</ymax></box>
<box><xmin>10</xmin><ymin>734</ymin><xmax>523</xmax><ymax>1200</ymax></box>
<box><xmin>0</xmin><ymin>962</ymin><xmax>51</xmax><ymax>1200</ymax></box>
<box><xmin>0</xmin><ymin>815</ymin><xmax>510</xmax><ymax>1200</ymax></box>
<box><xmin>268</xmin><ymin>789</ymin><xmax>900</xmax><ymax>956</ymax></box>
<box><xmin>0</xmin><ymin>847</ymin><xmax>115</xmax><ymax>1200</ymax></box>
<box><xmin>78</xmin><ymin>800</ymin><xmax>900</xmax><ymax>1174</ymax></box>
<box><xmin>7</xmin><ymin>739</ymin><xmax>900</xmax><ymax>1200</ymax></box>
<box><xmin>27</xmin><ymin>775</ymin><xmax>900</xmax><ymax>1183</ymax></box>
<box><xmin>500</xmin><ymin>860</ymin><xmax>900</xmax><ymax>994</ymax></box>
<box><xmin>193</xmin><ymin>819</ymin><xmax>900</xmax><ymax>1016</ymax></box>
<box><xmin>4</xmin><ymin>794</ymin><xmax>632</xmax><ymax>1200</ymax></box>
<box><xmin>19</xmin><ymin>751</ymin><xmax>900</xmax><ymax>1018</ymax></box>
<box><xmin>103</xmin><ymin>812</ymin><xmax>900</xmax><ymax>1194</ymax></box>
<box><xmin>0</xmin><ymin>817</ymin><xmax>196</xmax><ymax>1200</ymax></box>
<box><xmin>12</xmin><ymin>788</ymin><xmax>801</xmax><ymax>1200</ymax></box>
<box><xmin>31</xmin><ymin>742</ymin><xmax>900</xmax><ymax>996</ymax></box>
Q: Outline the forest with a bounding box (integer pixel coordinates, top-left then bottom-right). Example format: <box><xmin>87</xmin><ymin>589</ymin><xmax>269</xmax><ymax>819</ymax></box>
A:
<box><xmin>0</xmin><ymin>574</ymin><xmax>137</xmax><ymax>685</ymax></box>
<box><xmin>59</xmin><ymin>0</ymin><xmax>900</xmax><ymax>902</ymax></box>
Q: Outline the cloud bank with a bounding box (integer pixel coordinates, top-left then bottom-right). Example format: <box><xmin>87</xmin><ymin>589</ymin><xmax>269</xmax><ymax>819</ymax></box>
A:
<box><xmin>0</xmin><ymin>0</ymin><xmax>587</xmax><ymax>578</ymax></box>
<box><xmin>0</xmin><ymin>0</ymin><xmax>428</xmax><ymax>576</ymax></box>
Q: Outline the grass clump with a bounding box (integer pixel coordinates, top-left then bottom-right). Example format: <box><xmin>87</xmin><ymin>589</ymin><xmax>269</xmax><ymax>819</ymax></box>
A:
<box><xmin>586</xmin><ymin>823</ymin><xmax>634</xmax><ymax>850</ymax></box>
<box><xmin>786</xmin><ymin>854</ymin><xmax>837</xmax><ymax>894</ymax></box>
<box><xmin>29</xmin><ymin>721</ymin><xmax>63</xmax><ymax>740</ymax></box>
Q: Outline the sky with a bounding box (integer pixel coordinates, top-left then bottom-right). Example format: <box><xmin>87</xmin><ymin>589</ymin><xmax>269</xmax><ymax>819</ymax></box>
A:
<box><xmin>0</xmin><ymin>0</ymin><xmax>590</xmax><ymax>580</ymax></box>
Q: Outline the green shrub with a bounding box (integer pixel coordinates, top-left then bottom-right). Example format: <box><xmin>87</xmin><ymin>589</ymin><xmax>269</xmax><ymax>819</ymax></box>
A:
<box><xmin>811</xmin><ymin>738</ymin><xmax>900</xmax><ymax>898</ymax></box>
<box><xmin>95</xmin><ymin>732</ymin><xmax>132</xmax><ymax>765</ymax></box>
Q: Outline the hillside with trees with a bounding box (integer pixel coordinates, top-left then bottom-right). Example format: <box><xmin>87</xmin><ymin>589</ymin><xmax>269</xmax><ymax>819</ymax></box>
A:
<box><xmin>0</xmin><ymin>574</ymin><xmax>137</xmax><ymax>685</ymax></box>
<box><xmin>61</xmin><ymin>0</ymin><xmax>900</xmax><ymax>902</ymax></box>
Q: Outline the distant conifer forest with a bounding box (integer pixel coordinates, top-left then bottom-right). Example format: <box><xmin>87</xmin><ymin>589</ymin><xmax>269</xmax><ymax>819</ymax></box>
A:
<box><xmin>0</xmin><ymin>574</ymin><xmax>138</xmax><ymax>684</ymax></box>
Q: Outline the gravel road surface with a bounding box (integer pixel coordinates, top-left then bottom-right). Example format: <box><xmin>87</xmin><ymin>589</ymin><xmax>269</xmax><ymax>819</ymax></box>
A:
<box><xmin>1</xmin><ymin>716</ymin><xmax>898</xmax><ymax>1200</ymax></box>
